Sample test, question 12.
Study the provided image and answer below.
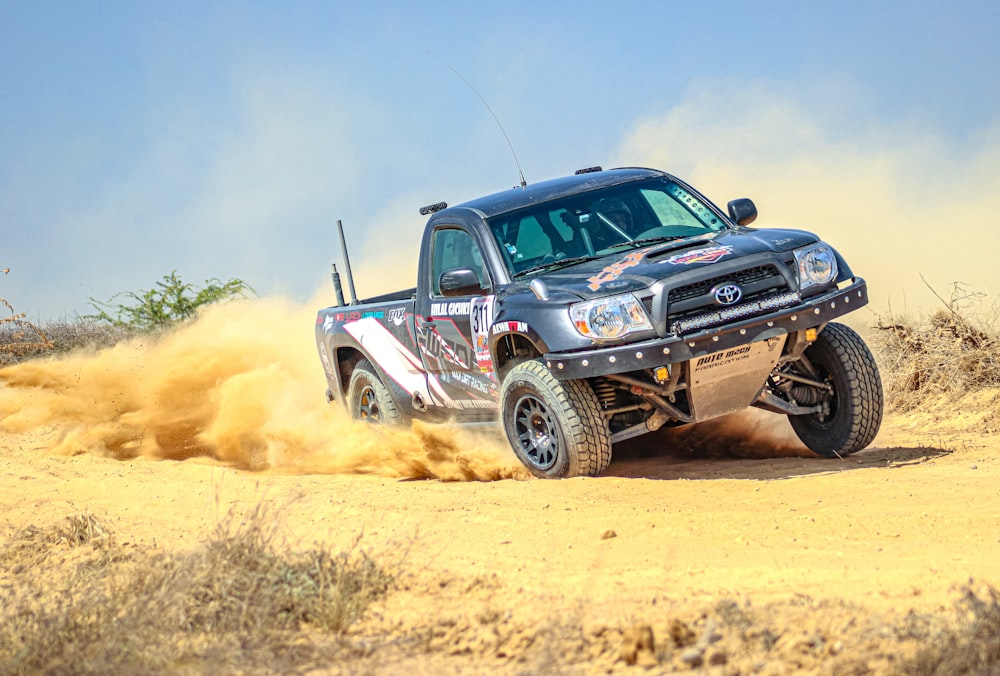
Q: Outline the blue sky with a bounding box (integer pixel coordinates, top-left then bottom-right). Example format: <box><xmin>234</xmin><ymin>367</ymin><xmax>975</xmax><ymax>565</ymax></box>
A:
<box><xmin>3</xmin><ymin>1</ymin><xmax>999</xmax><ymax>321</ymax></box>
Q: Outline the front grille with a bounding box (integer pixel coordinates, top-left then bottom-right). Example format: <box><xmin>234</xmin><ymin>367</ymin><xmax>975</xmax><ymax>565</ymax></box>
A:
<box><xmin>667</xmin><ymin>265</ymin><xmax>782</xmax><ymax>305</ymax></box>
<box><xmin>664</xmin><ymin>264</ymin><xmax>791</xmax><ymax>334</ymax></box>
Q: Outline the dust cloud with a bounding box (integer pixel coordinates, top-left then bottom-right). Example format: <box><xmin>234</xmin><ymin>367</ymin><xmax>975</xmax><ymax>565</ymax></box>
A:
<box><xmin>614</xmin><ymin>79</ymin><xmax>1000</xmax><ymax>320</ymax></box>
<box><xmin>616</xmin><ymin>408</ymin><xmax>813</xmax><ymax>463</ymax></box>
<box><xmin>0</xmin><ymin>290</ymin><xmax>805</xmax><ymax>482</ymax></box>
<box><xmin>0</xmin><ymin>297</ymin><xmax>526</xmax><ymax>481</ymax></box>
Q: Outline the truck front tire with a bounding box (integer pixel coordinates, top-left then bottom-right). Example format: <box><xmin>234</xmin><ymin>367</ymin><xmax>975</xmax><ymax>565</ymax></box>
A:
<box><xmin>788</xmin><ymin>322</ymin><xmax>883</xmax><ymax>457</ymax></box>
<box><xmin>500</xmin><ymin>360</ymin><xmax>611</xmax><ymax>478</ymax></box>
<box><xmin>347</xmin><ymin>359</ymin><xmax>402</xmax><ymax>426</ymax></box>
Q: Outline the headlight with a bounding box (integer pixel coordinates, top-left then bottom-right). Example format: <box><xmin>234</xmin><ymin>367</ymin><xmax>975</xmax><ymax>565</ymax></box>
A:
<box><xmin>794</xmin><ymin>243</ymin><xmax>837</xmax><ymax>290</ymax></box>
<box><xmin>570</xmin><ymin>293</ymin><xmax>653</xmax><ymax>340</ymax></box>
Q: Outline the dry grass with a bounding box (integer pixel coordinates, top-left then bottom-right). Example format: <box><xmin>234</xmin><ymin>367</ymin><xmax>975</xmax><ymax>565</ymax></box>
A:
<box><xmin>0</xmin><ymin>507</ymin><xmax>392</xmax><ymax>674</ymax></box>
<box><xmin>0</xmin><ymin>317</ymin><xmax>137</xmax><ymax>368</ymax></box>
<box><xmin>2</xmin><ymin>519</ymin><xmax>997</xmax><ymax>673</ymax></box>
<box><xmin>873</xmin><ymin>283</ymin><xmax>1000</xmax><ymax>411</ymax></box>
<box><xmin>902</xmin><ymin>582</ymin><xmax>1000</xmax><ymax>675</ymax></box>
<box><xmin>0</xmin><ymin>512</ymin><xmax>128</xmax><ymax>572</ymax></box>
<box><xmin>356</xmin><ymin>580</ymin><xmax>1000</xmax><ymax>673</ymax></box>
<box><xmin>0</xmin><ymin>268</ymin><xmax>53</xmax><ymax>364</ymax></box>
<box><xmin>0</xmin><ymin>300</ymin><xmax>53</xmax><ymax>367</ymax></box>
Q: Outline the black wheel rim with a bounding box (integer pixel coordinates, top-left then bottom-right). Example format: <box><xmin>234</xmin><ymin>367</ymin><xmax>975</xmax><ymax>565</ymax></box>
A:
<box><xmin>512</xmin><ymin>394</ymin><xmax>559</xmax><ymax>470</ymax></box>
<box><xmin>358</xmin><ymin>384</ymin><xmax>381</xmax><ymax>422</ymax></box>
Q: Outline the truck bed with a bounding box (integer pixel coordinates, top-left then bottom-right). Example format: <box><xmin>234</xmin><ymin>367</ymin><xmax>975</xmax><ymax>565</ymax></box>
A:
<box><xmin>357</xmin><ymin>287</ymin><xmax>416</xmax><ymax>305</ymax></box>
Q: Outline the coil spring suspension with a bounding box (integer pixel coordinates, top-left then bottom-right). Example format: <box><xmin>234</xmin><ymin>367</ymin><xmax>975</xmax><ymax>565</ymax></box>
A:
<box><xmin>591</xmin><ymin>377</ymin><xmax>618</xmax><ymax>410</ymax></box>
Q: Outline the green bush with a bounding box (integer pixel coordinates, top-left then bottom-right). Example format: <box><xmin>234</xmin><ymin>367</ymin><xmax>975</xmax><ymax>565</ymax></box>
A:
<box><xmin>87</xmin><ymin>271</ymin><xmax>255</xmax><ymax>330</ymax></box>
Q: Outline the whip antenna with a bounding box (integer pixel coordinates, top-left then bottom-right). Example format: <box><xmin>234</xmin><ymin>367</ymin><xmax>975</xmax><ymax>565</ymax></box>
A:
<box><xmin>428</xmin><ymin>50</ymin><xmax>527</xmax><ymax>189</ymax></box>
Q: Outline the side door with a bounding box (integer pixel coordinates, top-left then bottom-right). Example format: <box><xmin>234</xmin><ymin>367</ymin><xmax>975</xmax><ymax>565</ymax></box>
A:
<box><xmin>415</xmin><ymin>225</ymin><xmax>499</xmax><ymax>416</ymax></box>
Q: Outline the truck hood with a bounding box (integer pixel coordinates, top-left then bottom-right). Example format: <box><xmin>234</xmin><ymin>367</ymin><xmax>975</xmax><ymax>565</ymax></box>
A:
<box><xmin>528</xmin><ymin>228</ymin><xmax>818</xmax><ymax>301</ymax></box>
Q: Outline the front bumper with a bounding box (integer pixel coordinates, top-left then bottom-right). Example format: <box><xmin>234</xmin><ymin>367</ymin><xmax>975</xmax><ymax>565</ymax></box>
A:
<box><xmin>544</xmin><ymin>279</ymin><xmax>868</xmax><ymax>380</ymax></box>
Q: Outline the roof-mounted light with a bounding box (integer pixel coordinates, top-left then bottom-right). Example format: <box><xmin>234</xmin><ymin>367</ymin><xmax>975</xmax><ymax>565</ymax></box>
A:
<box><xmin>574</xmin><ymin>166</ymin><xmax>603</xmax><ymax>175</ymax></box>
<box><xmin>419</xmin><ymin>202</ymin><xmax>448</xmax><ymax>216</ymax></box>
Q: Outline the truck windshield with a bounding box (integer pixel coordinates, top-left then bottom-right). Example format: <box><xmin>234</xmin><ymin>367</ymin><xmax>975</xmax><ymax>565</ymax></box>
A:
<box><xmin>488</xmin><ymin>178</ymin><xmax>729</xmax><ymax>277</ymax></box>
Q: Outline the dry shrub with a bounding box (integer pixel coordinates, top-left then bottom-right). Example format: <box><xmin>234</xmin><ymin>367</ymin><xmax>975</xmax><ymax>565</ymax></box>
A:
<box><xmin>0</xmin><ymin>268</ymin><xmax>53</xmax><ymax>364</ymax></box>
<box><xmin>0</xmin><ymin>512</ymin><xmax>130</xmax><ymax>572</ymax></box>
<box><xmin>0</xmin><ymin>513</ymin><xmax>149</xmax><ymax>673</ymax></box>
<box><xmin>901</xmin><ymin>582</ymin><xmax>1000</xmax><ymax>675</ymax></box>
<box><xmin>34</xmin><ymin>318</ymin><xmax>138</xmax><ymax>355</ymax></box>
<box><xmin>0</xmin><ymin>318</ymin><xmax>137</xmax><ymax>367</ymax></box>
<box><xmin>171</xmin><ymin>503</ymin><xmax>392</xmax><ymax>637</ymax></box>
<box><xmin>3</xmin><ymin>513</ymin><xmax>998</xmax><ymax>674</ymax></box>
<box><xmin>0</xmin><ymin>508</ymin><xmax>392</xmax><ymax>674</ymax></box>
<box><xmin>873</xmin><ymin>284</ymin><xmax>999</xmax><ymax>410</ymax></box>
<box><xmin>0</xmin><ymin>304</ymin><xmax>53</xmax><ymax>367</ymax></box>
<box><xmin>393</xmin><ymin>586</ymin><xmax>999</xmax><ymax>673</ymax></box>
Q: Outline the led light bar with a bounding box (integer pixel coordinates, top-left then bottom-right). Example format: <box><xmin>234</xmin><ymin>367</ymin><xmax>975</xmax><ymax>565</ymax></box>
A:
<box><xmin>670</xmin><ymin>292</ymin><xmax>801</xmax><ymax>334</ymax></box>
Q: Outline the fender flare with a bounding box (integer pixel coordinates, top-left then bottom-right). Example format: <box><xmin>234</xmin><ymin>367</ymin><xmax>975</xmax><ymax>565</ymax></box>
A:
<box><xmin>488</xmin><ymin>320</ymin><xmax>550</xmax><ymax>377</ymax></box>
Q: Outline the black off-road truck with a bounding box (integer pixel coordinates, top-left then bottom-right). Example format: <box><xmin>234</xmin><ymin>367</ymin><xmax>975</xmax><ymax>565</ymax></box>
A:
<box><xmin>315</xmin><ymin>166</ymin><xmax>883</xmax><ymax>478</ymax></box>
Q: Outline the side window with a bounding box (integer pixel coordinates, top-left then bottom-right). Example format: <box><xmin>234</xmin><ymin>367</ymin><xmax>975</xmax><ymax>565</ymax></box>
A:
<box><xmin>430</xmin><ymin>228</ymin><xmax>487</xmax><ymax>296</ymax></box>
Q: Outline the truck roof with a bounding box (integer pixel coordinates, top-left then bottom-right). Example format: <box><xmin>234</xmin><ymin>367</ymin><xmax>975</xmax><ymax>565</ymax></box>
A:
<box><xmin>450</xmin><ymin>167</ymin><xmax>668</xmax><ymax>219</ymax></box>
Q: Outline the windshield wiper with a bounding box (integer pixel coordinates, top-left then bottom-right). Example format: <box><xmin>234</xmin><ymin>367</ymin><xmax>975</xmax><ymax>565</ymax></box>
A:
<box><xmin>604</xmin><ymin>232</ymin><xmax>717</xmax><ymax>253</ymax></box>
<box><xmin>512</xmin><ymin>255</ymin><xmax>603</xmax><ymax>278</ymax></box>
<box><xmin>601</xmin><ymin>235</ymin><xmax>685</xmax><ymax>253</ymax></box>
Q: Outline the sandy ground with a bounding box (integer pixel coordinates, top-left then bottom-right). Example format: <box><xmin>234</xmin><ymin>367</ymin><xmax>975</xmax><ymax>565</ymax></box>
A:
<box><xmin>2</xmin><ymin>402</ymin><xmax>999</xmax><ymax>673</ymax></box>
<box><xmin>1</xmin><ymin>302</ymin><xmax>998</xmax><ymax>672</ymax></box>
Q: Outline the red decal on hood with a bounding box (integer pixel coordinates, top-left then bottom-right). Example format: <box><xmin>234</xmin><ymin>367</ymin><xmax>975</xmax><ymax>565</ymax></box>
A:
<box><xmin>664</xmin><ymin>245</ymin><xmax>734</xmax><ymax>265</ymax></box>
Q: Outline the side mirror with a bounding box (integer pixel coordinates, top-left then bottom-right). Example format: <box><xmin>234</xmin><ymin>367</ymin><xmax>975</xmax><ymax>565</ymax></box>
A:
<box><xmin>438</xmin><ymin>268</ymin><xmax>484</xmax><ymax>297</ymax></box>
<box><xmin>727</xmin><ymin>198</ymin><xmax>757</xmax><ymax>226</ymax></box>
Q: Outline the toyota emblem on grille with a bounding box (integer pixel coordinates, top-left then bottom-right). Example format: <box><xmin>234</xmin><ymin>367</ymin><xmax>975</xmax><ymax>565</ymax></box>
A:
<box><xmin>713</xmin><ymin>284</ymin><xmax>742</xmax><ymax>306</ymax></box>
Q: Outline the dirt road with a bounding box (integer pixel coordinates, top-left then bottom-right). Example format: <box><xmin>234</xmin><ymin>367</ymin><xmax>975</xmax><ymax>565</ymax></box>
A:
<box><xmin>1</xmin><ymin>301</ymin><xmax>998</xmax><ymax>672</ymax></box>
<box><xmin>2</xmin><ymin>401</ymin><xmax>998</xmax><ymax>673</ymax></box>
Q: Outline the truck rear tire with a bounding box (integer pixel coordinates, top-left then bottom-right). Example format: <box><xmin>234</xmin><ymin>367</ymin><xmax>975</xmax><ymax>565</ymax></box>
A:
<box><xmin>347</xmin><ymin>359</ymin><xmax>402</xmax><ymax>426</ymax></box>
<box><xmin>788</xmin><ymin>322</ymin><xmax>883</xmax><ymax>457</ymax></box>
<box><xmin>500</xmin><ymin>360</ymin><xmax>611</xmax><ymax>478</ymax></box>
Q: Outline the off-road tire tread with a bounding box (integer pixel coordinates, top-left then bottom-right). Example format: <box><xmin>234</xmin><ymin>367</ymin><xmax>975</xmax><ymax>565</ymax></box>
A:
<box><xmin>790</xmin><ymin>322</ymin><xmax>883</xmax><ymax>457</ymax></box>
<box><xmin>348</xmin><ymin>359</ymin><xmax>403</xmax><ymax>426</ymax></box>
<box><xmin>501</xmin><ymin>360</ymin><xmax>612</xmax><ymax>478</ymax></box>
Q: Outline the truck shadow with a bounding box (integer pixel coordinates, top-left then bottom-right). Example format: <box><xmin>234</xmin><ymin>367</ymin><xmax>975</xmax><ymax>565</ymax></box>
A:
<box><xmin>603</xmin><ymin>445</ymin><xmax>952</xmax><ymax>481</ymax></box>
<box><xmin>603</xmin><ymin>410</ymin><xmax>952</xmax><ymax>481</ymax></box>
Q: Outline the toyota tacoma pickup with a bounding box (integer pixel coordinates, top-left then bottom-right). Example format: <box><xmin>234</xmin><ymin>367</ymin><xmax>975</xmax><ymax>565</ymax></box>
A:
<box><xmin>315</xmin><ymin>166</ymin><xmax>883</xmax><ymax>478</ymax></box>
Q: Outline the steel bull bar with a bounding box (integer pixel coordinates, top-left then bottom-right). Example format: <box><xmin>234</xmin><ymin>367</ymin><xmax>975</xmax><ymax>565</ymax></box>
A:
<box><xmin>544</xmin><ymin>279</ymin><xmax>869</xmax><ymax>380</ymax></box>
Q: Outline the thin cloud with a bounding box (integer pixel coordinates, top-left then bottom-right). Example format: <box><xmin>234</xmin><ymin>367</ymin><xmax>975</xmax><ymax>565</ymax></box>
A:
<box><xmin>4</xmin><ymin>67</ymin><xmax>386</xmax><ymax>318</ymax></box>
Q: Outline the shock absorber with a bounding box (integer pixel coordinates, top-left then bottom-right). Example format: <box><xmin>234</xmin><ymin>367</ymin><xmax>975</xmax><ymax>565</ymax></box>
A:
<box><xmin>791</xmin><ymin>383</ymin><xmax>827</xmax><ymax>406</ymax></box>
